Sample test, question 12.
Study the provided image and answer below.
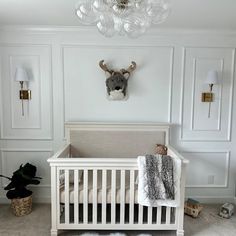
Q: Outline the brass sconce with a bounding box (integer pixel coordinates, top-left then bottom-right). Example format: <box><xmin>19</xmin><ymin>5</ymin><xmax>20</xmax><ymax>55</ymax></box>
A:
<box><xmin>201</xmin><ymin>70</ymin><xmax>218</xmax><ymax>118</ymax></box>
<box><xmin>14</xmin><ymin>67</ymin><xmax>31</xmax><ymax>116</ymax></box>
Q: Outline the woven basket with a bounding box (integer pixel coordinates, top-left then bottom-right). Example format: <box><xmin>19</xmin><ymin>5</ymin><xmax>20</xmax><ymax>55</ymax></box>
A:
<box><xmin>11</xmin><ymin>195</ymin><xmax>32</xmax><ymax>217</ymax></box>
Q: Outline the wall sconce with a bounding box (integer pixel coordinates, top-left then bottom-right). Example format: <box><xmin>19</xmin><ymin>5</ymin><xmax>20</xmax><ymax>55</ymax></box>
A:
<box><xmin>201</xmin><ymin>70</ymin><xmax>219</xmax><ymax>118</ymax></box>
<box><xmin>14</xmin><ymin>67</ymin><xmax>31</xmax><ymax>116</ymax></box>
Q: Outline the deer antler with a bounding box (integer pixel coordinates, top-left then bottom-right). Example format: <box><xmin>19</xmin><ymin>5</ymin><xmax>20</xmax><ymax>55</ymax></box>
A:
<box><xmin>126</xmin><ymin>61</ymin><xmax>136</xmax><ymax>73</ymax></box>
<box><xmin>120</xmin><ymin>61</ymin><xmax>137</xmax><ymax>78</ymax></box>
<box><xmin>99</xmin><ymin>60</ymin><xmax>113</xmax><ymax>75</ymax></box>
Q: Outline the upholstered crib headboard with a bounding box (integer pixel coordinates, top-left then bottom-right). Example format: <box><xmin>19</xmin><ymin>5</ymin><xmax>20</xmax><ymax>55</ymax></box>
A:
<box><xmin>65</xmin><ymin>123</ymin><xmax>170</xmax><ymax>158</ymax></box>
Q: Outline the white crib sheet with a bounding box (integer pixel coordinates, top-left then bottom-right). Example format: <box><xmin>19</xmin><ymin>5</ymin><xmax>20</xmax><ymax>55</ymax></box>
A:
<box><xmin>60</xmin><ymin>184</ymin><xmax>138</xmax><ymax>204</ymax></box>
<box><xmin>60</xmin><ymin>170</ymin><xmax>139</xmax><ymax>204</ymax></box>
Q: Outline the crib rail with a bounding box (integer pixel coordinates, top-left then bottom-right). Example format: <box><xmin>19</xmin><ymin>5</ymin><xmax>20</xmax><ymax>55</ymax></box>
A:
<box><xmin>57</xmin><ymin>168</ymin><xmax>178</xmax><ymax>230</ymax></box>
<box><xmin>48</xmin><ymin>144</ymin><xmax>188</xmax><ymax>235</ymax></box>
<box><xmin>48</xmin><ymin>144</ymin><xmax>189</xmax><ymax>166</ymax></box>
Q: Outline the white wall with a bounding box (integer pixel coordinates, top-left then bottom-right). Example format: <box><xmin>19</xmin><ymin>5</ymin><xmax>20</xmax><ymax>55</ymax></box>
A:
<box><xmin>0</xmin><ymin>27</ymin><xmax>236</xmax><ymax>203</ymax></box>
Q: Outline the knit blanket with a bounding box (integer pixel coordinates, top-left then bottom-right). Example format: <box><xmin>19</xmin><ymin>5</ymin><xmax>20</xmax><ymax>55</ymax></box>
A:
<box><xmin>137</xmin><ymin>154</ymin><xmax>181</xmax><ymax>207</ymax></box>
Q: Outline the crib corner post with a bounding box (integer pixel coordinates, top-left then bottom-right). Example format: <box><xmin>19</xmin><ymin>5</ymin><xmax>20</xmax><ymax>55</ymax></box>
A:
<box><xmin>51</xmin><ymin>229</ymin><xmax>58</xmax><ymax>236</ymax></box>
<box><xmin>51</xmin><ymin>165</ymin><xmax>58</xmax><ymax>236</ymax></box>
<box><xmin>177</xmin><ymin>162</ymin><xmax>187</xmax><ymax>236</ymax></box>
<box><xmin>177</xmin><ymin>229</ymin><xmax>184</xmax><ymax>236</ymax></box>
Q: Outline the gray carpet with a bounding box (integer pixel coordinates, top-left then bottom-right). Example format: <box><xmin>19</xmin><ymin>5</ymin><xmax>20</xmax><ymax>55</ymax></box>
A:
<box><xmin>0</xmin><ymin>204</ymin><xmax>235</xmax><ymax>236</ymax></box>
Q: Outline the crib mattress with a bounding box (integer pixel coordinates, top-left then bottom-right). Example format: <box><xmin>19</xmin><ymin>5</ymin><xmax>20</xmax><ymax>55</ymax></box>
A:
<box><xmin>60</xmin><ymin>184</ymin><xmax>138</xmax><ymax>204</ymax></box>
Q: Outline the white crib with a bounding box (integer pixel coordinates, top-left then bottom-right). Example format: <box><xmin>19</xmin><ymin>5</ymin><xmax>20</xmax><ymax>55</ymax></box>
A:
<box><xmin>48</xmin><ymin>123</ymin><xmax>188</xmax><ymax>236</ymax></box>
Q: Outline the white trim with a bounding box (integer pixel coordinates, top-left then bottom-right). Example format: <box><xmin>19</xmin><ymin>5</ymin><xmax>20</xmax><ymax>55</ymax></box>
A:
<box><xmin>182</xmin><ymin>150</ymin><xmax>230</xmax><ymax>188</ymax></box>
<box><xmin>61</xmin><ymin>46</ymin><xmax>66</xmax><ymax>138</ymax></box>
<box><xmin>186</xmin><ymin>196</ymin><xmax>235</xmax><ymax>204</ymax></box>
<box><xmin>228</xmin><ymin>48</ymin><xmax>236</xmax><ymax>142</ymax></box>
<box><xmin>0</xmin><ymin>43</ymin><xmax>53</xmax><ymax>140</ymax></box>
<box><xmin>180</xmin><ymin>47</ymin><xmax>235</xmax><ymax>142</ymax></box>
<box><xmin>10</xmin><ymin>54</ymin><xmax>42</xmax><ymax>130</ymax></box>
<box><xmin>168</xmin><ymin>47</ymin><xmax>174</xmax><ymax>123</ymax></box>
<box><xmin>189</xmin><ymin>57</ymin><xmax>223</xmax><ymax>132</ymax></box>
<box><xmin>0</xmin><ymin>148</ymin><xmax>53</xmax><ymax>152</ymax></box>
<box><xmin>61</xmin><ymin>45</ymin><xmax>174</xmax><ymax>125</ymax></box>
<box><xmin>1</xmin><ymin>25</ymin><xmax>236</xmax><ymax>36</ymax></box>
<box><xmin>0</xmin><ymin>148</ymin><xmax>53</xmax><ymax>187</ymax></box>
<box><xmin>179</xmin><ymin>47</ymin><xmax>186</xmax><ymax>133</ymax></box>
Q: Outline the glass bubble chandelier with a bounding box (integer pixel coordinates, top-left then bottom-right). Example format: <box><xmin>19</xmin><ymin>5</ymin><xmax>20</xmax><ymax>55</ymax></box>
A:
<box><xmin>75</xmin><ymin>0</ymin><xmax>172</xmax><ymax>38</ymax></box>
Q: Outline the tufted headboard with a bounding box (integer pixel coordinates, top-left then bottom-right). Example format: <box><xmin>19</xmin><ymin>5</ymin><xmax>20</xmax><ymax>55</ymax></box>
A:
<box><xmin>65</xmin><ymin>122</ymin><xmax>170</xmax><ymax>158</ymax></box>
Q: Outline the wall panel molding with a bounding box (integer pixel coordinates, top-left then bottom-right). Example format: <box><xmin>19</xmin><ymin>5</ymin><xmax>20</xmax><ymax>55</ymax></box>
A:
<box><xmin>182</xmin><ymin>150</ymin><xmax>230</xmax><ymax>188</ymax></box>
<box><xmin>0</xmin><ymin>149</ymin><xmax>52</xmax><ymax>188</ymax></box>
<box><xmin>180</xmin><ymin>47</ymin><xmax>235</xmax><ymax>141</ymax></box>
<box><xmin>10</xmin><ymin>54</ymin><xmax>42</xmax><ymax>130</ymax></box>
<box><xmin>190</xmin><ymin>58</ymin><xmax>223</xmax><ymax>132</ymax></box>
<box><xmin>0</xmin><ymin>30</ymin><xmax>236</xmax><ymax>203</ymax></box>
<box><xmin>62</xmin><ymin>45</ymin><xmax>174</xmax><ymax>125</ymax></box>
<box><xmin>0</xmin><ymin>44</ymin><xmax>53</xmax><ymax>140</ymax></box>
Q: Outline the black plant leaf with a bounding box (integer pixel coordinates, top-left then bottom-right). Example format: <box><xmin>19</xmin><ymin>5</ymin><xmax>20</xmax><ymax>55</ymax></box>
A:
<box><xmin>0</xmin><ymin>163</ymin><xmax>41</xmax><ymax>199</ymax></box>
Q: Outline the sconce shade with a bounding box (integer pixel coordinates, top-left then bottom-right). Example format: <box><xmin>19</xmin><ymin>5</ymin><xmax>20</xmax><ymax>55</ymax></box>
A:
<box><xmin>205</xmin><ymin>70</ymin><xmax>219</xmax><ymax>85</ymax></box>
<box><xmin>14</xmin><ymin>67</ymin><xmax>29</xmax><ymax>82</ymax></box>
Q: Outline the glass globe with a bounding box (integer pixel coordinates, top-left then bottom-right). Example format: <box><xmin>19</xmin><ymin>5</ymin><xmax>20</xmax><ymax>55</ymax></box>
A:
<box><xmin>112</xmin><ymin>4</ymin><xmax>132</xmax><ymax>17</ymax></box>
<box><xmin>97</xmin><ymin>13</ymin><xmax>116</xmax><ymax>37</ymax></box>
<box><xmin>93</xmin><ymin>0</ymin><xmax>108</xmax><ymax>12</ymax></box>
<box><xmin>76</xmin><ymin>0</ymin><xmax>98</xmax><ymax>24</ymax></box>
<box><xmin>134</xmin><ymin>0</ymin><xmax>151</xmax><ymax>12</ymax></box>
<box><xmin>113</xmin><ymin>16</ymin><xmax>124</xmax><ymax>34</ymax></box>
<box><xmin>123</xmin><ymin>13</ymin><xmax>150</xmax><ymax>38</ymax></box>
<box><xmin>75</xmin><ymin>0</ymin><xmax>172</xmax><ymax>38</ymax></box>
<box><xmin>146</xmin><ymin>0</ymin><xmax>171</xmax><ymax>24</ymax></box>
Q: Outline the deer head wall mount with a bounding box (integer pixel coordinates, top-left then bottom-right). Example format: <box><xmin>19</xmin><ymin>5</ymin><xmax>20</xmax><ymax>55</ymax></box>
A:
<box><xmin>99</xmin><ymin>60</ymin><xmax>137</xmax><ymax>101</ymax></box>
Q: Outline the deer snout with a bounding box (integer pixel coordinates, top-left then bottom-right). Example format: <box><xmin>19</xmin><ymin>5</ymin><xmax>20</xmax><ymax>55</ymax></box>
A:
<box><xmin>115</xmin><ymin>86</ymin><xmax>121</xmax><ymax>90</ymax></box>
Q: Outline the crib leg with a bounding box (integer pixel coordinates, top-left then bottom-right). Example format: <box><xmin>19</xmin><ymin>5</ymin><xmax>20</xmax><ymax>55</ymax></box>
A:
<box><xmin>51</xmin><ymin>166</ymin><xmax>58</xmax><ymax>236</ymax></box>
<box><xmin>176</xmin><ymin>229</ymin><xmax>184</xmax><ymax>236</ymax></box>
<box><xmin>51</xmin><ymin>229</ymin><xmax>58</xmax><ymax>236</ymax></box>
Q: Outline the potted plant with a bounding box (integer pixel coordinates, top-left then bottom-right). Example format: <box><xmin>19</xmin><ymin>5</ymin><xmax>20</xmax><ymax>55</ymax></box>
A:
<box><xmin>0</xmin><ymin>163</ymin><xmax>41</xmax><ymax>216</ymax></box>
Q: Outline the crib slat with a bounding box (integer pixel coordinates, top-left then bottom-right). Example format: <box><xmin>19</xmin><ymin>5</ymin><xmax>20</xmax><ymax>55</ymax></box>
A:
<box><xmin>138</xmin><ymin>204</ymin><xmax>143</xmax><ymax>224</ymax></box>
<box><xmin>148</xmin><ymin>207</ymin><xmax>153</xmax><ymax>224</ymax></box>
<box><xmin>102</xmin><ymin>170</ymin><xmax>107</xmax><ymax>224</ymax></box>
<box><xmin>83</xmin><ymin>169</ymin><xmax>88</xmax><ymax>224</ymax></box>
<box><xmin>129</xmin><ymin>170</ymin><xmax>135</xmax><ymax>224</ymax></box>
<box><xmin>93</xmin><ymin>170</ymin><xmax>97</xmax><ymax>224</ymax></box>
<box><xmin>64</xmin><ymin>170</ymin><xmax>70</xmax><ymax>224</ymax></box>
<box><xmin>74</xmin><ymin>170</ymin><xmax>79</xmax><ymax>224</ymax></box>
<box><xmin>172</xmin><ymin>207</ymin><xmax>176</xmax><ymax>224</ymax></box>
<box><xmin>120</xmin><ymin>170</ymin><xmax>125</xmax><ymax>224</ymax></box>
<box><xmin>111</xmin><ymin>169</ymin><xmax>116</xmax><ymax>224</ymax></box>
<box><xmin>56</xmin><ymin>169</ymin><xmax>61</xmax><ymax>225</ymax></box>
<box><xmin>157</xmin><ymin>206</ymin><xmax>162</xmax><ymax>224</ymax></box>
<box><xmin>166</xmin><ymin>207</ymin><xmax>171</xmax><ymax>225</ymax></box>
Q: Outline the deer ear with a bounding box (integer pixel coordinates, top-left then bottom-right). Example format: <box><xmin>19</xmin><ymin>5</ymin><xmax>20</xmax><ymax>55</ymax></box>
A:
<box><xmin>124</xmin><ymin>72</ymin><xmax>130</xmax><ymax>80</ymax></box>
<box><xmin>105</xmin><ymin>71</ymin><xmax>112</xmax><ymax>77</ymax></box>
<box><xmin>120</xmin><ymin>69</ymin><xmax>130</xmax><ymax>80</ymax></box>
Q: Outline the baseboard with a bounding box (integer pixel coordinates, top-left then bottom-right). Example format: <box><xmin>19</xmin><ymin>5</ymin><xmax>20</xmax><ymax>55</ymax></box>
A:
<box><xmin>186</xmin><ymin>196</ymin><xmax>235</xmax><ymax>204</ymax></box>
<box><xmin>33</xmin><ymin>196</ymin><xmax>51</xmax><ymax>203</ymax></box>
<box><xmin>0</xmin><ymin>197</ymin><xmax>10</xmax><ymax>204</ymax></box>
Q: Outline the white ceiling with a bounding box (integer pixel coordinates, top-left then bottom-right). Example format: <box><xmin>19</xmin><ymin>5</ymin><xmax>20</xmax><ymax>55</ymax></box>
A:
<box><xmin>0</xmin><ymin>0</ymin><xmax>236</xmax><ymax>30</ymax></box>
